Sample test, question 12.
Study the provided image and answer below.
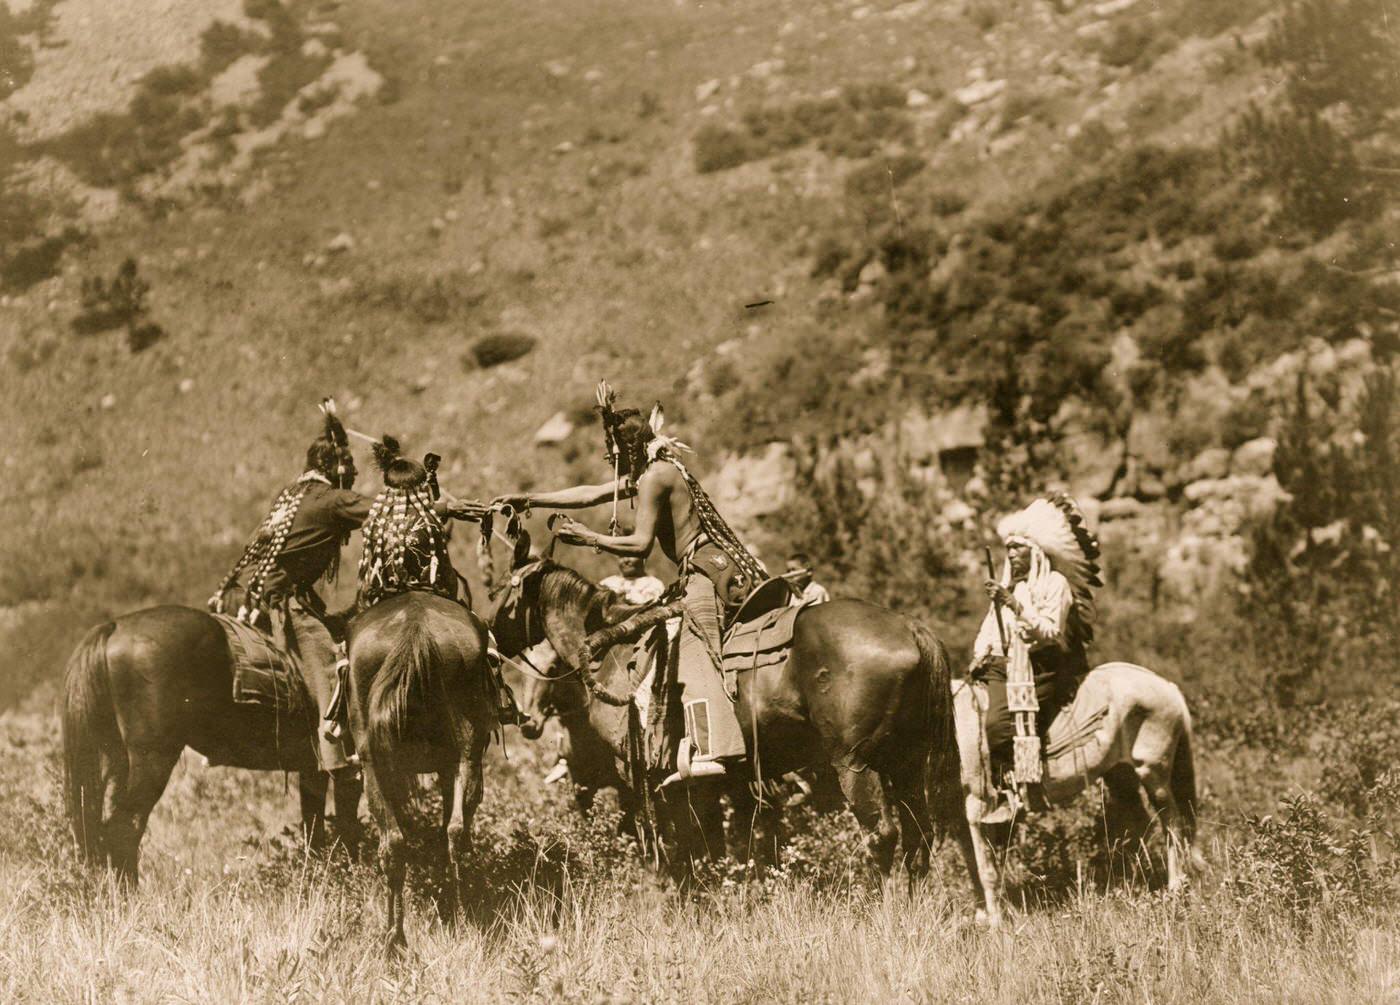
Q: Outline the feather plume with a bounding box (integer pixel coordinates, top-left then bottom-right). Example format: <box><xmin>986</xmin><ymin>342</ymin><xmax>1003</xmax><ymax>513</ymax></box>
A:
<box><xmin>372</xmin><ymin>434</ymin><xmax>401</xmax><ymax>474</ymax></box>
<box><xmin>319</xmin><ymin>397</ymin><xmax>348</xmax><ymax>448</ymax></box>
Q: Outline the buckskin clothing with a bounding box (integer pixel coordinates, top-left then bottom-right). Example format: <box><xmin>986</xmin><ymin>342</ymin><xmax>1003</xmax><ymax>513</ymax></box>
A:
<box><xmin>262</xmin><ymin>481</ymin><xmax>371</xmax><ymax>770</ymax></box>
<box><xmin>674</xmin><ymin>573</ymin><xmax>746</xmax><ymax>762</ymax></box>
<box><xmin>972</xmin><ymin>572</ymin><xmax>1088</xmax><ymax>766</ymax></box>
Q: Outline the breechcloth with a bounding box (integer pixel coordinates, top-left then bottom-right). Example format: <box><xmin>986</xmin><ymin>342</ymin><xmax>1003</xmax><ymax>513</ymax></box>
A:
<box><xmin>982</xmin><ymin>645</ymin><xmax>1086</xmax><ymax>769</ymax></box>
<box><xmin>676</xmin><ymin>574</ymin><xmax>746</xmax><ymax>763</ymax></box>
<box><xmin>274</xmin><ymin>594</ymin><xmax>350</xmax><ymax>771</ymax></box>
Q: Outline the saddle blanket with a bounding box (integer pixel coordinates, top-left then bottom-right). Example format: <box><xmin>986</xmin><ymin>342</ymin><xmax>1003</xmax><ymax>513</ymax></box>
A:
<box><xmin>720</xmin><ymin>602</ymin><xmax>806</xmax><ymax>678</ymax></box>
<box><xmin>212</xmin><ymin>614</ymin><xmax>316</xmax><ymax>721</ymax></box>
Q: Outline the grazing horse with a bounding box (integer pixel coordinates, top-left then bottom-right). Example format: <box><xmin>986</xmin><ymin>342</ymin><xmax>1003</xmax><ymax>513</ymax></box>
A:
<box><xmin>345</xmin><ymin>591</ymin><xmax>494</xmax><ymax>953</ymax></box>
<box><xmin>953</xmin><ymin>662</ymin><xmax>1203</xmax><ymax>925</ymax></box>
<box><xmin>61</xmin><ymin>606</ymin><xmax>359</xmax><ymax>885</ymax></box>
<box><xmin>490</xmin><ymin>561</ymin><xmax>964</xmax><ymax>883</ymax></box>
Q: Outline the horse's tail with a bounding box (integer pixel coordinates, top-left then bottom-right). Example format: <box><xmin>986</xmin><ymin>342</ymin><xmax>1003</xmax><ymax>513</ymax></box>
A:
<box><xmin>910</xmin><ymin>620</ymin><xmax>962</xmax><ymax>839</ymax></box>
<box><xmin>367</xmin><ymin>618</ymin><xmax>442</xmax><ymax>773</ymax></box>
<box><xmin>1171</xmin><ymin>703</ymin><xmax>1198</xmax><ymax>845</ymax></box>
<box><xmin>62</xmin><ymin>622</ymin><xmax>118</xmax><ymax>863</ymax></box>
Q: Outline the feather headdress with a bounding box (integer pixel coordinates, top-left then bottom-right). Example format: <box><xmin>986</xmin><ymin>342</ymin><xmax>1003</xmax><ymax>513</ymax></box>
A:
<box><xmin>318</xmin><ymin>397</ymin><xmax>349</xmax><ymax>449</ymax></box>
<box><xmin>997</xmin><ymin>492</ymin><xmax>1102</xmax><ymax>643</ymax></box>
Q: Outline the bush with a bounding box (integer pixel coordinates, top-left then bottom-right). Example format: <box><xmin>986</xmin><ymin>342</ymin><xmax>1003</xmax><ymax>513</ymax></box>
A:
<box><xmin>1230</xmin><ymin>793</ymin><xmax>1396</xmax><ymax>929</ymax></box>
<box><xmin>72</xmin><ymin>258</ymin><xmax>149</xmax><ymax>336</ymax></box>
<box><xmin>693</xmin><ymin>125</ymin><xmax>754</xmax><ymax>174</ymax></box>
<box><xmin>1229</xmin><ymin>103</ymin><xmax>1373</xmax><ymax>235</ymax></box>
<box><xmin>842</xmin><ymin>154</ymin><xmax>924</xmax><ymax>201</ymax></box>
<box><xmin>470</xmin><ymin>332</ymin><xmax>537</xmax><ymax>369</ymax></box>
<box><xmin>777</xmin><ymin>440</ymin><xmax>974</xmax><ymax>624</ymax></box>
<box><xmin>1</xmin><ymin>229</ymin><xmax>83</xmax><ymax>293</ymax></box>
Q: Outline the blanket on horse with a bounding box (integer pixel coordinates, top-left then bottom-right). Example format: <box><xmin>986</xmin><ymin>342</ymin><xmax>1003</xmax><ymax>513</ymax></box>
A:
<box><xmin>613</xmin><ymin>600</ymin><xmax>813</xmax><ymax>777</ymax></box>
<box><xmin>212</xmin><ymin>613</ymin><xmax>317</xmax><ymax>724</ymax></box>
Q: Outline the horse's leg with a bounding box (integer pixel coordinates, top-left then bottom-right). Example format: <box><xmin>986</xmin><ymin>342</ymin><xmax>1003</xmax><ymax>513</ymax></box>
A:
<box><xmin>836</xmin><ymin>767</ymin><xmax>898</xmax><ymax>877</ymax></box>
<box><xmin>1102</xmin><ymin>764</ymin><xmax>1152</xmax><ymax>886</ymax></box>
<box><xmin>1138</xmin><ymin>757</ymin><xmax>1187</xmax><ymax>892</ymax></box>
<box><xmin>964</xmin><ymin>793</ymin><xmax>1005</xmax><ymax>926</ymax></box>
<box><xmin>105</xmin><ymin>744</ymin><xmax>181</xmax><ymax>886</ymax></box>
<box><xmin>727</xmin><ymin>781</ymin><xmax>783</xmax><ymax>873</ymax></box>
<box><xmin>433</xmin><ymin>763</ymin><xmax>457</xmax><ymax>924</ymax></box>
<box><xmin>297</xmin><ymin>771</ymin><xmax>329</xmax><ymax>851</ymax></box>
<box><xmin>331</xmin><ymin>766</ymin><xmax>364</xmax><ymax>859</ymax></box>
<box><xmin>445</xmin><ymin>750</ymin><xmax>485</xmax><ymax>926</ymax></box>
<box><xmin>887</xmin><ymin>757</ymin><xmax>933</xmax><ymax>888</ymax></box>
<box><xmin>363</xmin><ymin>764</ymin><xmax>410</xmax><ymax>954</ymax></box>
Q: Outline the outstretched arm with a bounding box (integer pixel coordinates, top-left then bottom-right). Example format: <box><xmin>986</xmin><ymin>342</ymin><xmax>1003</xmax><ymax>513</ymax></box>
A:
<box><xmin>553</xmin><ymin>471</ymin><xmax>665</xmax><ymax>558</ymax></box>
<box><xmin>495</xmin><ymin>478</ymin><xmax>636</xmax><ymax>511</ymax></box>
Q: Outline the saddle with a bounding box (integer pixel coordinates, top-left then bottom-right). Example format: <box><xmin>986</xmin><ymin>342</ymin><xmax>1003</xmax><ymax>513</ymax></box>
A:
<box><xmin>213</xmin><ymin>614</ymin><xmax>317</xmax><ymax>724</ymax></box>
<box><xmin>721</xmin><ymin>599</ymin><xmax>802</xmax><ymax>680</ymax></box>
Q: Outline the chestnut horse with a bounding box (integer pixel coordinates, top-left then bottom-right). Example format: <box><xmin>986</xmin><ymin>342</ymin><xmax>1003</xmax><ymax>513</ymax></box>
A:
<box><xmin>61</xmin><ymin>606</ymin><xmax>359</xmax><ymax>885</ymax></box>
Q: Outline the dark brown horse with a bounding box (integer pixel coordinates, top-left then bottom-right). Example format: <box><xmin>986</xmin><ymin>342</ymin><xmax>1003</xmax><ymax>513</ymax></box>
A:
<box><xmin>490</xmin><ymin>562</ymin><xmax>966</xmax><ymax>883</ymax></box>
<box><xmin>61</xmin><ymin>606</ymin><xmax>361</xmax><ymax>885</ymax></box>
<box><xmin>344</xmin><ymin>590</ymin><xmax>494</xmax><ymax>953</ymax></box>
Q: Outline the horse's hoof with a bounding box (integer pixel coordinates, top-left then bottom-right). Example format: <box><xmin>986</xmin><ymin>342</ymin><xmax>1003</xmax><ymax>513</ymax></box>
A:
<box><xmin>974</xmin><ymin>908</ymin><xmax>1003</xmax><ymax>929</ymax></box>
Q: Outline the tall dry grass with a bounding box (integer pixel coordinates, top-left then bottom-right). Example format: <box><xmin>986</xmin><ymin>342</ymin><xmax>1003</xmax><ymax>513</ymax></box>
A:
<box><xmin>3</xmin><ymin>700</ymin><xmax>1397</xmax><ymax>1004</ymax></box>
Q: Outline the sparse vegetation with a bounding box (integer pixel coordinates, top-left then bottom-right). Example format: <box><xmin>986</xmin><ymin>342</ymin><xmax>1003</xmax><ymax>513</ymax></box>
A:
<box><xmin>694</xmin><ymin>84</ymin><xmax>914</xmax><ymax>174</ymax></box>
<box><xmin>471</xmin><ymin>332</ymin><xmax>538</xmax><ymax>369</ymax></box>
<box><xmin>71</xmin><ymin>258</ymin><xmax>166</xmax><ymax>352</ymax></box>
<box><xmin>4</xmin><ymin>0</ymin><xmax>1400</xmax><ymax>996</ymax></box>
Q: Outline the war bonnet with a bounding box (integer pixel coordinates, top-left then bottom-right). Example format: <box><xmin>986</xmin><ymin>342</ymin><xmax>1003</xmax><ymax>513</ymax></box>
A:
<box><xmin>997</xmin><ymin>492</ymin><xmax>1102</xmax><ymax>643</ymax></box>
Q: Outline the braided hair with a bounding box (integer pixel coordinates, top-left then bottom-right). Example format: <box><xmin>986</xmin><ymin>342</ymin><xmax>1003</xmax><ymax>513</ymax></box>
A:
<box><xmin>356</xmin><ymin>437</ymin><xmax>456</xmax><ymax>609</ymax></box>
<box><xmin>605</xmin><ymin>400</ymin><xmax>768</xmax><ymax>591</ymax></box>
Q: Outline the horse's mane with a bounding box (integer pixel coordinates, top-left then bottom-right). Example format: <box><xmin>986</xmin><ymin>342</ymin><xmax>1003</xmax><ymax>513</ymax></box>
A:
<box><xmin>536</xmin><ymin>562</ymin><xmax>651</xmax><ymax>629</ymax></box>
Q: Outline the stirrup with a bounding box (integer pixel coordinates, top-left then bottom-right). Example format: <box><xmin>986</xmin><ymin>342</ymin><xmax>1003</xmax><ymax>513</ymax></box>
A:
<box><xmin>543</xmin><ymin>758</ymin><xmax>570</xmax><ymax>784</ymax></box>
<box><xmin>661</xmin><ymin>739</ymin><xmax>727</xmax><ymax>787</ymax></box>
<box><xmin>980</xmin><ymin>788</ymin><xmax>1022</xmax><ymax>825</ymax></box>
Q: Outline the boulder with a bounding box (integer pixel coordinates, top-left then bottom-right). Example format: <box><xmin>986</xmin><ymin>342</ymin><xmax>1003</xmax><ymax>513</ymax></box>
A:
<box><xmin>709</xmin><ymin>442</ymin><xmax>797</xmax><ymax>533</ymax></box>
<box><xmin>325</xmin><ymin>232</ymin><xmax>355</xmax><ymax>254</ymax></box>
<box><xmin>1183</xmin><ymin>474</ymin><xmax>1291</xmax><ymax>525</ymax></box>
<box><xmin>533</xmin><ymin>411</ymin><xmax>574</xmax><ymax>446</ymax></box>
<box><xmin>1185</xmin><ymin>447</ymin><xmax>1231</xmax><ymax>483</ymax></box>
<box><xmin>857</xmin><ymin>259</ymin><xmax>888</xmax><ymax>286</ymax></box>
<box><xmin>1061</xmin><ymin>427</ymin><xmax>1122</xmax><ymax>500</ymax></box>
<box><xmin>1231</xmin><ymin>437</ymin><xmax>1277</xmax><ymax>477</ymax></box>
<box><xmin>1157</xmin><ymin>533</ymin><xmax>1249</xmax><ymax>609</ymax></box>
<box><xmin>954</xmin><ymin>78</ymin><xmax>1006</xmax><ymax>106</ymax></box>
<box><xmin>906</xmin><ymin>88</ymin><xmax>934</xmax><ymax>108</ymax></box>
<box><xmin>1099</xmin><ymin>497</ymin><xmax>1144</xmax><ymax>521</ymax></box>
<box><xmin>695</xmin><ymin>79</ymin><xmax>721</xmax><ymax>102</ymax></box>
<box><xmin>900</xmin><ymin>403</ymin><xmax>987</xmax><ymax>456</ymax></box>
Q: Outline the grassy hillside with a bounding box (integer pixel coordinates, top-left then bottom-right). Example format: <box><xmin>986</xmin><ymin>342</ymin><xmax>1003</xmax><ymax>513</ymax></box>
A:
<box><xmin>2</xmin><ymin>1</ymin><xmax>1400</xmax><ymax>998</ymax></box>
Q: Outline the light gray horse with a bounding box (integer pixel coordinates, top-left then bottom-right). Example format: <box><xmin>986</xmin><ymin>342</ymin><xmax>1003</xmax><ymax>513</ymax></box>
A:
<box><xmin>951</xmin><ymin>661</ymin><xmax>1202</xmax><ymax>925</ymax></box>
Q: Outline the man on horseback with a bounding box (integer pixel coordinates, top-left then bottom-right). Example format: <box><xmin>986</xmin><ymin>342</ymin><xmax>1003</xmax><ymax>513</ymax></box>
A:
<box><xmin>357</xmin><ymin>437</ymin><xmax>526</xmax><ymax>725</ymax></box>
<box><xmin>495</xmin><ymin>382</ymin><xmax>770</xmax><ymax>784</ymax></box>
<box><xmin>971</xmin><ymin>493</ymin><xmax>1101</xmax><ymax>823</ymax></box>
<box><xmin>209</xmin><ymin>399</ymin><xmax>372</xmax><ymax>774</ymax></box>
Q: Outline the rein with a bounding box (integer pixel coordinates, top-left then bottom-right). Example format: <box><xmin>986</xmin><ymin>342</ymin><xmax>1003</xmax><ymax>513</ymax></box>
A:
<box><xmin>496</xmin><ymin>648</ymin><xmax>583</xmax><ymax>684</ymax></box>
